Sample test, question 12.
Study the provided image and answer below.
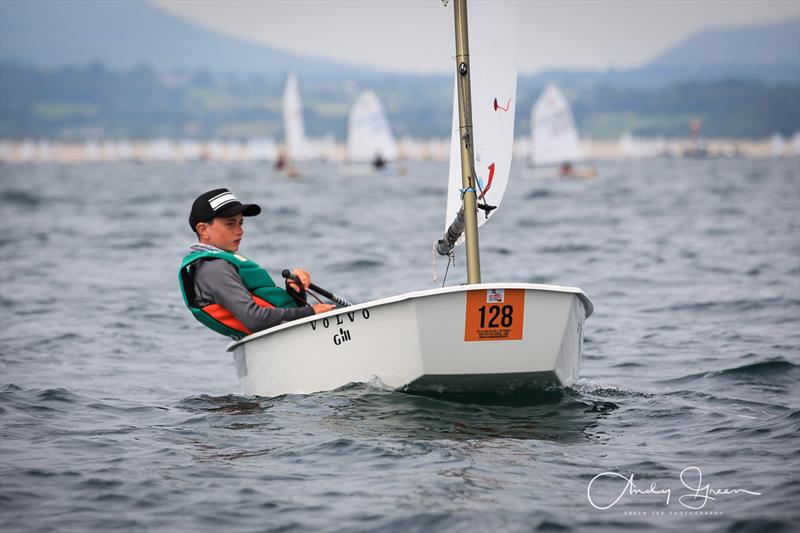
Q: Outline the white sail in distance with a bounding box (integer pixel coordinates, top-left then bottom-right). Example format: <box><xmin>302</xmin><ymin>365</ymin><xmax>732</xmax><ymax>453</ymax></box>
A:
<box><xmin>444</xmin><ymin>0</ymin><xmax>518</xmax><ymax>243</ymax></box>
<box><xmin>530</xmin><ymin>84</ymin><xmax>583</xmax><ymax>166</ymax></box>
<box><xmin>346</xmin><ymin>90</ymin><xmax>397</xmax><ymax>162</ymax></box>
<box><xmin>282</xmin><ymin>73</ymin><xmax>310</xmax><ymax>161</ymax></box>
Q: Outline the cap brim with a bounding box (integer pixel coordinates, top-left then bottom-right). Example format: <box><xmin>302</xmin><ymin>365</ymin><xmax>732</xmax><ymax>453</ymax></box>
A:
<box><xmin>216</xmin><ymin>203</ymin><xmax>261</xmax><ymax>218</ymax></box>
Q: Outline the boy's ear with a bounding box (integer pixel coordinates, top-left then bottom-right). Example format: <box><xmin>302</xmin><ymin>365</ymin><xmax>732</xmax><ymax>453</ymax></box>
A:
<box><xmin>195</xmin><ymin>221</ymin><xmax>210</xmax><ymax>239</ymax></box>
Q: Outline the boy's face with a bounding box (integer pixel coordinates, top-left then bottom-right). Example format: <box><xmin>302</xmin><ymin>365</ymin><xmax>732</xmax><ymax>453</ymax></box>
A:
<box><xmin>196</xmin><ymin>214</ymin><xmax>244</xmax><ymax>252</ymax></box>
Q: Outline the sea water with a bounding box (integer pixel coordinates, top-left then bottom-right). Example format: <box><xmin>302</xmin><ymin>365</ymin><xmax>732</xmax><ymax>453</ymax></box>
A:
<box><xmin>1</xmin><ymin>158</ymin><xmax>798</xmax><ymax>532</ymax></box>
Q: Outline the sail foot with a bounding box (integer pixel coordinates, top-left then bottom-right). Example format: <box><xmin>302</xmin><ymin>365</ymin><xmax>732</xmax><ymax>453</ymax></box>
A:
<box><xmin>437</xmin><ymin>207</ymin><xmax>466</xmax><ymax>255</ymax></box>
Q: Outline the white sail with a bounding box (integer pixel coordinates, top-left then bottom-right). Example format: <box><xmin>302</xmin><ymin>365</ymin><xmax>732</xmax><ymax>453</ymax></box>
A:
<box><xmin>346</xmin><ymin>90</ymin><xmax>397</xmax><ymax>163</ymax></box>
<box><xmin>530</xmin><ymin>84</ymin><xmax>583</xmax><ymax>166</ymax></box>
<box><xmin>282</xmin><ymin>73</ymin><xmax>310</xmax><ymax>161</ymax></box>
<box><xmin>444</xmin><ymin>0</ymin><xmax>518</xmax><ymax>240</ymax></box>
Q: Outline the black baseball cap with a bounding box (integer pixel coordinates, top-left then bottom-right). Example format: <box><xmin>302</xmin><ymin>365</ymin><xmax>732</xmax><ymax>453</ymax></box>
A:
<box><xmin>189</xmin><ymin>188</ymin><xmax>261</xmax><ymax>231</ymax></box>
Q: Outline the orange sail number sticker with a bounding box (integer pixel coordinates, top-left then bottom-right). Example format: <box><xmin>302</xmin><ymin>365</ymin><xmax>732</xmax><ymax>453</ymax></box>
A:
<box><xmin>464</xmin><ymin>289</ymin><xmax>525</xmax><ymax>342</ymax></box>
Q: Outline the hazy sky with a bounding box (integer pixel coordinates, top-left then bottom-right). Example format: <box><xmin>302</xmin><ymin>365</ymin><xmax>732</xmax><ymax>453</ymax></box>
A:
<box><xmin>152</xmin><ymin>0</ymin><xmax>799</xmax><ymax>74</ymax></box>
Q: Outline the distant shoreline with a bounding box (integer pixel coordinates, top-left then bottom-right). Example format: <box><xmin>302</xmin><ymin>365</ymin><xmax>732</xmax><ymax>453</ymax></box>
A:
<box><xmin>1</xmin><ymin>137</ymin><xmax>796</xmax><ymax>164</ymax></box>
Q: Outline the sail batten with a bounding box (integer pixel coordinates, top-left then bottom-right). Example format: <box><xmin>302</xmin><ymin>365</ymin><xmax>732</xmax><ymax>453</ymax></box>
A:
<box><xmin>443</xmin><ymin>1</ymin><xmax>518</xmax><ymax>248</ymax></box>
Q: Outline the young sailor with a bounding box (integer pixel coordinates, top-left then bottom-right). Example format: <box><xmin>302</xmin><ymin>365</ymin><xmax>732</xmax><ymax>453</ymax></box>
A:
<box><xmin>179</xmin><ymin>188</ymin><xmax>334</xmax><ymax>339</ymax></box>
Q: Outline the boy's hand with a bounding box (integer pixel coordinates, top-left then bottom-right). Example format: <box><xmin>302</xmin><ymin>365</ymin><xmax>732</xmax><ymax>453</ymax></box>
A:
<box><xmin>312</xmin><ymin>303</ymin><xmax>336</xmax><ymax>314</ymax></box>
<box><xmin>292</xmin><ymin>268</ymin><xmax>311</xmax><ymax>290</ymax></box>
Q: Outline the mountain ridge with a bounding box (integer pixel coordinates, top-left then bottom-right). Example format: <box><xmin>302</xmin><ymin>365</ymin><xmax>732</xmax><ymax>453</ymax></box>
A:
<box><xmin>0</xmin><ymin>0</ymin><xmax>797</xmax><ymax>83</ymax></box>
<box><xmin>650</xmin><ymin>18</ymin><xmax>799</xmax><ymax>67</ymax></box>
<box><xmin>0</xmin><ymin>0</ymin><xmax>371</xmax><ymax>77</ymax></box>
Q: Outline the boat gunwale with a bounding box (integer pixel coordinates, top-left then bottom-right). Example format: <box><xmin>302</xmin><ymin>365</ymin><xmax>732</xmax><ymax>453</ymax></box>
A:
<box><xmin>227</xmin><ymin>282</ymin><xmax>592</xmax><ymax>352</ymax></box>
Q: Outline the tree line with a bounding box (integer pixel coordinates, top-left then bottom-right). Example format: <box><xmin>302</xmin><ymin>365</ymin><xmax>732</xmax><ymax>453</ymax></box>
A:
<box><xmin>1</xmin><ymin>62</ymin><xmax>797</xmax><ymax>141</ymax></box>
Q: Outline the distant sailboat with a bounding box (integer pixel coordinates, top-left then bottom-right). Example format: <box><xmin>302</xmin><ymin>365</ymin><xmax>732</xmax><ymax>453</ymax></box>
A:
<box><xmin>683</xmin><ymin>118</ymin><xmax>709</xmax><ymax>158</ymax></box>
<box><xmin>346</xmin><ymin>90</ymin><xmax>397</xmax><ymax>171</ymax></box>
<box><xmin>280</xmin><ymin>73</ymin><xmax>309</xmax><ymax>174</ymax></box>
<box><xmin>529</xmin><ymin>84</ymin><xmax>594</xmax><ymax>178</ymax></box>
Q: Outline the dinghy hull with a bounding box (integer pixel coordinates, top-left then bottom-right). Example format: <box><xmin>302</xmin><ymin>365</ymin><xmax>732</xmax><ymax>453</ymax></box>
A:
<box><xmin>228</xmin><ymin>283</ymin><xmax>592</xmax><ymax>398</ymax></box>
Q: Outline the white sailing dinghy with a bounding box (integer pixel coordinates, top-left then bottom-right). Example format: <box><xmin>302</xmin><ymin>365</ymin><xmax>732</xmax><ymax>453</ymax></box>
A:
<box><xmin>227</xmin><ymin>0</ymin><xmax>593</xmax><ymax>398</ymax></box>
<box><xmin>345</xmin><ymin>90</ymin><xmax>398</xmax><ymax>173</ymax></box>
<box><xmin>529</xmin><ymin>84</ymin><xmax>594</xmax><ymax>178</ymax></box>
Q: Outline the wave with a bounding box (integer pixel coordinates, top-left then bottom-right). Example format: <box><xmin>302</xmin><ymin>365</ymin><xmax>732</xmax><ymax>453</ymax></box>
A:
<box><xmin>179</xmin><ymin>384</ymin><xmax>620</xmax><ymax>442</ymax></box>
<box><xmin>415</xmin><ymin>186</ymin><xmax>446</xmax><ymax>197</ymax></box>
<box><xmin>643</xmin><ymin>297</ymin><xmax>799</xmax><ymax>314</ymax></box>
<box><xmin>571</xmin><ymin>378</ymin><xmax>650</xmax><ymax>399</ymax></box>
<box><xmin>0</xmin><ymin>385</ymin><xmax>168</xmax><ymax>419</ymax></box>
<box><xmin>723</xmin><ymin>518</ymin><xmax>799</xmax><ymax>533</ymax></box>
<box><xmin>36</xmin><ymin>387</ymin><xmax>81</xmax><ymax>403</ymax></box>
<box><xmin>0</xmin><ymin>385</ymin><xmax>83</xmax><ymax>406</ymax></box>
<box><xmin>716</xmin><ymin>359</ymin><xmax>799</xmax><ymax>378</ymax></box>
<box><xmin>484</xmin><ymin>246</ymin><xmax>513</xmax><ymax>256</ymax></box>
<box><xmin>270</xmin><ymin>206</ymin><xmax>300</xmax><ymax>217</ymax></box>
<box><xmin>526</xmin><ymin>189</ymin><xmax>555</xmax><ymax>199</ymax></box>
<box><xmin>327</xmin><ymin>259</ymin><xmax>384</xmax><ymax>272</ymax></box>
<box><xmin>658</xmin><ymin>359</ymin><xmax>799</xmax><ymax>385</ymax></box>
<box><xmin>538</xmin><ymin>244</ymin><xmax>596</xmax><ymax>254</ymax></box>
<box><xmin>1</xmin><ymin>189</ymin><xmax>43</xmax><ymax>207</ymax></box>
<box><xmin>177</xmin><ymin>393</ymin><xmax>275</xmax><ymax>415</ymax></box>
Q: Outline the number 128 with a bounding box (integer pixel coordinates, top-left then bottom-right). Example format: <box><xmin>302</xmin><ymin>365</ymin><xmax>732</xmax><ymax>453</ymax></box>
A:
<box><xmin>478</xmin><ymin>305</ymin><xmax>513</xmax><ymax>328</ymax></box>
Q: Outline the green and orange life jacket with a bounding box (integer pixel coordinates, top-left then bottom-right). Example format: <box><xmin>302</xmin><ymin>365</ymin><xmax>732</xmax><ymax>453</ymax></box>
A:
<box><xmin>178</xmin><ymin>249</ymin><xmax>297</xmax><ymax>339</ymax></box>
